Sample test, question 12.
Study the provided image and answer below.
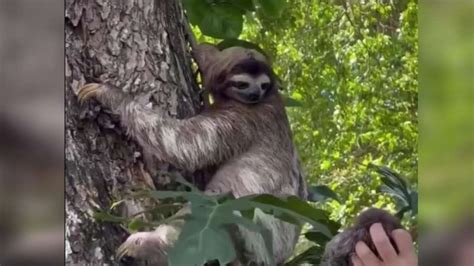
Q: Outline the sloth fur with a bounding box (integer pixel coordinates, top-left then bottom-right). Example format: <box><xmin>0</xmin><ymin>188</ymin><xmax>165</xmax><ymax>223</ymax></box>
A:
<box><xmin>321</xmin><ymin>208</ymin><xmax>404</xmax><ymax>266</ymax></box>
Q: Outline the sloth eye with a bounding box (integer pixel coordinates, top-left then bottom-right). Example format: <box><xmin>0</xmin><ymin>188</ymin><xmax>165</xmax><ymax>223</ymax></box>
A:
<box><xmin>261</xmin><ymin>82</ymin><xmax>271</xmax><ymax>91</ymax></box>
<box><xmin>235</xmin><ymin>81</ymin><xmax>249</xmax><ymax>90</ymax></box>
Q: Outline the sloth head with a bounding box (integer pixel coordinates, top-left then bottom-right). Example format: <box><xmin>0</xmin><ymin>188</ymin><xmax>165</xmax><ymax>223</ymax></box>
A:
<box><xmin>193</xmin><ymin>44</ymin><xmax>278</xmax><ymax>105</ymax></box>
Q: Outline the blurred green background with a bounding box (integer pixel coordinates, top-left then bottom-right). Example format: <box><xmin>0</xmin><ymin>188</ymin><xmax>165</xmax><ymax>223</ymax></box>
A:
<box><xmin>419</xmin><ymin>0</ymin><xmax>473</xmax><ymax>229</ymax></box>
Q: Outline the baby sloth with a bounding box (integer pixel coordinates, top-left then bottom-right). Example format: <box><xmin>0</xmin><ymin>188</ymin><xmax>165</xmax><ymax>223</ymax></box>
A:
<box><xmin>77</xmin><ymin>44</ymin><xmax>306</xmax><ymax>265</ymax></box>
<box><xmin>321</xmin><ymin>208</ymin><xmax>404</xmax><ymax>266</ymax></box>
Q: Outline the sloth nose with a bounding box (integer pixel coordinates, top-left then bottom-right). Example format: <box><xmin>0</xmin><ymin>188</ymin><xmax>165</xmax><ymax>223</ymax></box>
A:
<box><xmin>248</xmin><ymin>93</ymin><xmax>260</xmax><ymax>101</ymax></box>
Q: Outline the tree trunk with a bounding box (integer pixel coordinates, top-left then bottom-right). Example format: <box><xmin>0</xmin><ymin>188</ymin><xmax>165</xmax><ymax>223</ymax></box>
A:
<box><xmin>65</xmin><ymin>0</ymin><xmax>200</xmax><ymax>264</ymax></box>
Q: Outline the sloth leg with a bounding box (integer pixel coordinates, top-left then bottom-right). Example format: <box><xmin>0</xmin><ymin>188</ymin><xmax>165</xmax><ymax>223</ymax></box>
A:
<box><xmin>116</xmin><ymin>187</ymin><xmax>231</xmax><ymax>264</ymax></box>
<box><xmin>116</xmin><ymin>206</ymin><xmax>189</xmax><ymax>264</ymax></box>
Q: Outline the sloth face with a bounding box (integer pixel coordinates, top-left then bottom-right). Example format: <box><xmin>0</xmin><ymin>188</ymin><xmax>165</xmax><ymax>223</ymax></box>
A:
<box><xmin>226</xmin><ymin>73</ymin><xmax>272</xmax><ymax>104</ymax></box>
<box><xmin>210</xmin><ymin>56</ymin><xmax>276</xmax><ymax>104</ymax></box>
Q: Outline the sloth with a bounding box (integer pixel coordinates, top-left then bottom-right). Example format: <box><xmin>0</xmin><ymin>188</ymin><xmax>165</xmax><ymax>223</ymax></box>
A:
<box><xmin>77</xmin><ymin>43</ymin><xmax>306</xmax><ymax>265</ymax></box>
<box><xmin>321</xmin><ymin>208</ymin><xmax>404</xmax><ymax>266</ymax></box>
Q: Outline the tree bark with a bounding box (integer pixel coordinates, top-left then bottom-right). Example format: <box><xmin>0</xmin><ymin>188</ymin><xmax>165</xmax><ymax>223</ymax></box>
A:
<box><xmin>65</xmin><ymin>0</ymin><xmax>200</xmax><ymax>264</ymax></box>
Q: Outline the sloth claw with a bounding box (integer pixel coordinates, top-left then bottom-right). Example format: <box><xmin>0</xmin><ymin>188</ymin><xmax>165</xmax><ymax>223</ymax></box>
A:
<box><xmin>116</xmin><ymin>231</ymin><xmax>168</xmax><ymax>264</ymax></box>
<box><xmin>77</xmin><ymin>83</ymin><xmax>105</xmax><ymax>104</ymax></box>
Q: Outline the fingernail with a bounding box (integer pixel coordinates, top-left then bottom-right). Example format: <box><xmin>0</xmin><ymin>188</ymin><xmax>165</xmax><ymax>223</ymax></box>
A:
<box><xmin>371</xmin><ymin>222</ymin><xmax>382</xmax><ymax>230</ymax></box>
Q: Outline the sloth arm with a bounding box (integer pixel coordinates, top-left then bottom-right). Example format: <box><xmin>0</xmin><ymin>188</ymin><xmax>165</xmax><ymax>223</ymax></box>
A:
<box><xmin>79</xmin><ymin>83</ymin><xmax>260</xmax><ymax>171</ymax></box>
<box><xmin>117</xmin><ymin>97</ymin><xmax>257</xmax><ymax>172</ymax></box>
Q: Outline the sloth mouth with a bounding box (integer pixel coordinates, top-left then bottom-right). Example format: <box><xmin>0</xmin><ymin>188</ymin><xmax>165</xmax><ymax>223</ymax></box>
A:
<box><xmin>241</xmin><ymin>92</ymin><xmax>262</xmax><ymax>104</ymax></box>
<box><xmin>233</xmin><ymin>90</ymin><xmax>262</xmax><ymax>104</ymax></box>
<box><xmin>241</xmin><ymin>97</ymin><xmax>261</xmax><ymax>104</ymax></box>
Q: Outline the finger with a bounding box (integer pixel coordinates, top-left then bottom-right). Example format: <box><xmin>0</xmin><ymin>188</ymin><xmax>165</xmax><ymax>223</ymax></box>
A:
<box><xmin>351</xmin><ymin>254</ymin><xmax>365</xmax><ymax>266</ymax></box>
<box><xmin>370</xmin><ymin>223</ymin><xmax>397</xmax><ymax>261</ymax></box>
<box><xmin>392</xmin><ymin>229</ymin><xmax>415</xmax><ymax>256</ymax></box>
<box><xmin>355</xmin><ymin>241</ymin><xmax>381</xmax><ymax>266</ymax></box>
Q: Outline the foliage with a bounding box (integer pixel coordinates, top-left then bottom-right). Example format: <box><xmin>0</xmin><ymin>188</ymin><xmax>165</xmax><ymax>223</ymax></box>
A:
<box><xmin>371</xmin><ymin>164</ymin><xmax>418</xmax><ymax>219</ymax></box>
<box><xmin>95</xmin><ymin>175</ymin><xmax>337</xmax><ymax>265</ymax></box>
<box><xmin>95</xmin><ymin>167</ymin><xmax>417</xmax><ymax>264</ymax></box>
<box><xmin>182</xmin><ymin>0</ymin><xmax>287</xmax><ymax>39</ymax></box>
<box><xmin>287</xmin><ymin>166</ymin><xmax>417</xmax><ymax>263</ymax></box>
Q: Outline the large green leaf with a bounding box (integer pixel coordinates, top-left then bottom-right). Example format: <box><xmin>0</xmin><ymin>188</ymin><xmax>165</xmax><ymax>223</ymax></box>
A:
<box><xmin>230</xmin><ymin>0</ymin><xmax>256</xmax><ymax>11</ymax></box>
<box><xmin>304</xmin><ymin>230</ymin><xmax>331</xmax><ymax>244</ymax></box>
<box><xmin>216</xmin><ymin>210</ymin><xmax>274</xmax><ymax>264</ymax></box>
<box><xmin>232</xmin><ymin>194</ymin><xmax>334</xmax><ymax>237</ymax></box>
<box><xmin>285</xmin><ymin>245</ymin><xmax>325</xmax><ymax>266</ymax></box>
<box><xmin>183</xmin><ymin>0</ymin><xmax>244</xmax><ymax>39</ymax></box>
<box><xmin>167</xmin><ymin>195</ymin><xmax>275</xmax><ymax>265</ymax></box>
<box><xmin>256</xmin><ymin>0</ymin><xmax>287</xmax><ymax>17</ymax></box>
<box><xmin>373</xmin><ymin>165</ymin><xmax>417</xmax><ymax>217</ymax></box>
<box><xmin>127</xmin><ymin>217</ymin><xmax>148</xmax><ymax>232</ymax></box>
<box><xmin>168</xmin><ymin>215</ymin><xmax>236</xmax><ymax>265</ymax></box>
<box><xmin>93</xmin><ymin>210</ymin><xmax>128</xmax><ymax>223</ymax></box>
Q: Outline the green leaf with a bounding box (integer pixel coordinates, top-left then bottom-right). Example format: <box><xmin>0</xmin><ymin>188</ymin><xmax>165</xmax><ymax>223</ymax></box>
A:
<box><xmin>168</xmin><ymin>216</ymin><xmax>236</xmax><ymax>265</ymax></box>
<box><xmin>138</xmin><ymin>190</ymin><xmax>214</xmax><ymax>204</ymax></box>
<box><xmin>109</xmin><ymin>199</ymin><xmax>125</xmax><ymax>210</ymax></box>
<box><xmin>230</xmin><ymin>0</ymin><xmax>256</xmax><ymax>11</ymax></box>
<box><xmin>283</xmin><ymin>96</ymin><xmax>304</xmax><ymax>107</ymax></box>
<box><xmin>256</xmin><ymin>0</ymin><xmax>287</xmax><ymax>17</ymax></box>
<box><xmin>307</xmin><ymin>185</ymin><xmax>341</xmax><ymax>203</ymax></box>
<box><xmin>304</xmin><ymin>230</ymin><xmax>331</xmax><ymax>244</ymax></box>
<box><xmin>93</xmin><ymin>211</ymin><xmax>127</xmax><ymax>223</ymax></box>
<box><xmin>373</xmin><ymin>165</ymin><xmax>409</xmax><ymax>191</ymax></box>
<box><xmin>173</xmin><ymin>173</ymin><xmax>199</xmax><ymax>191</ymax></box>
<box><xmin>372</xmin><ymin>165</ymin><xmax>413</xmax><ymax>209</ymax></box>
<box><xmin>217</xmin><ymin>211</ymin><xmax>274</xmax><ymax>264</ymax></box>
<box><xmin>183</xmin><ymin>0</ymin><xmax>244</xmax><ymax>39</ymax></box>
<box><xmin>320</xmin><ymin>160</ymin><xmax>331</xmax><ymax>170</ymax></box>
<box><xmin>285</xmin><ymin>245</ymin><xmax>325</xmax><ymax>266</ymax></box>
<box><xmin>127</xmin><ymin>217</ymin><xmax>147</xmax><ymax>232</ymax></box>
<box><xmin>380</xmin><ymin>184</ymin><xmax>409</xmax><ymax>207</ymax></box>
<box><xmin>239</xmin><ymin>194</ymin><xmax>334</xmax><ymax>237</ymax></box>
<box><xmin>395</xmin><ymin>205</ymin><xmax>410</xmax><ymax>219</ymax></box>
<box><xmin>410</xmin><ymin>191</ymin><xmax>418</xmax><ymax>216</ymax></box>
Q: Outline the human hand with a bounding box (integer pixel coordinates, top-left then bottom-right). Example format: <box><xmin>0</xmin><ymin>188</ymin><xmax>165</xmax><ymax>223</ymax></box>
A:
<box><xmin>351</xmin><ymin>223</ymin><xmax>417</xmax><ymax>266</ymax></box>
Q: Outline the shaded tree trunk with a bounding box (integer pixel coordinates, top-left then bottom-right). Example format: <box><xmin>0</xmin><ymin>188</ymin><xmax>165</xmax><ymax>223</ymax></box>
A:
<box><xmin>65</xmin><ymin>0</ymin><xmax>200</xmax><ymax>264</ymax></box>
